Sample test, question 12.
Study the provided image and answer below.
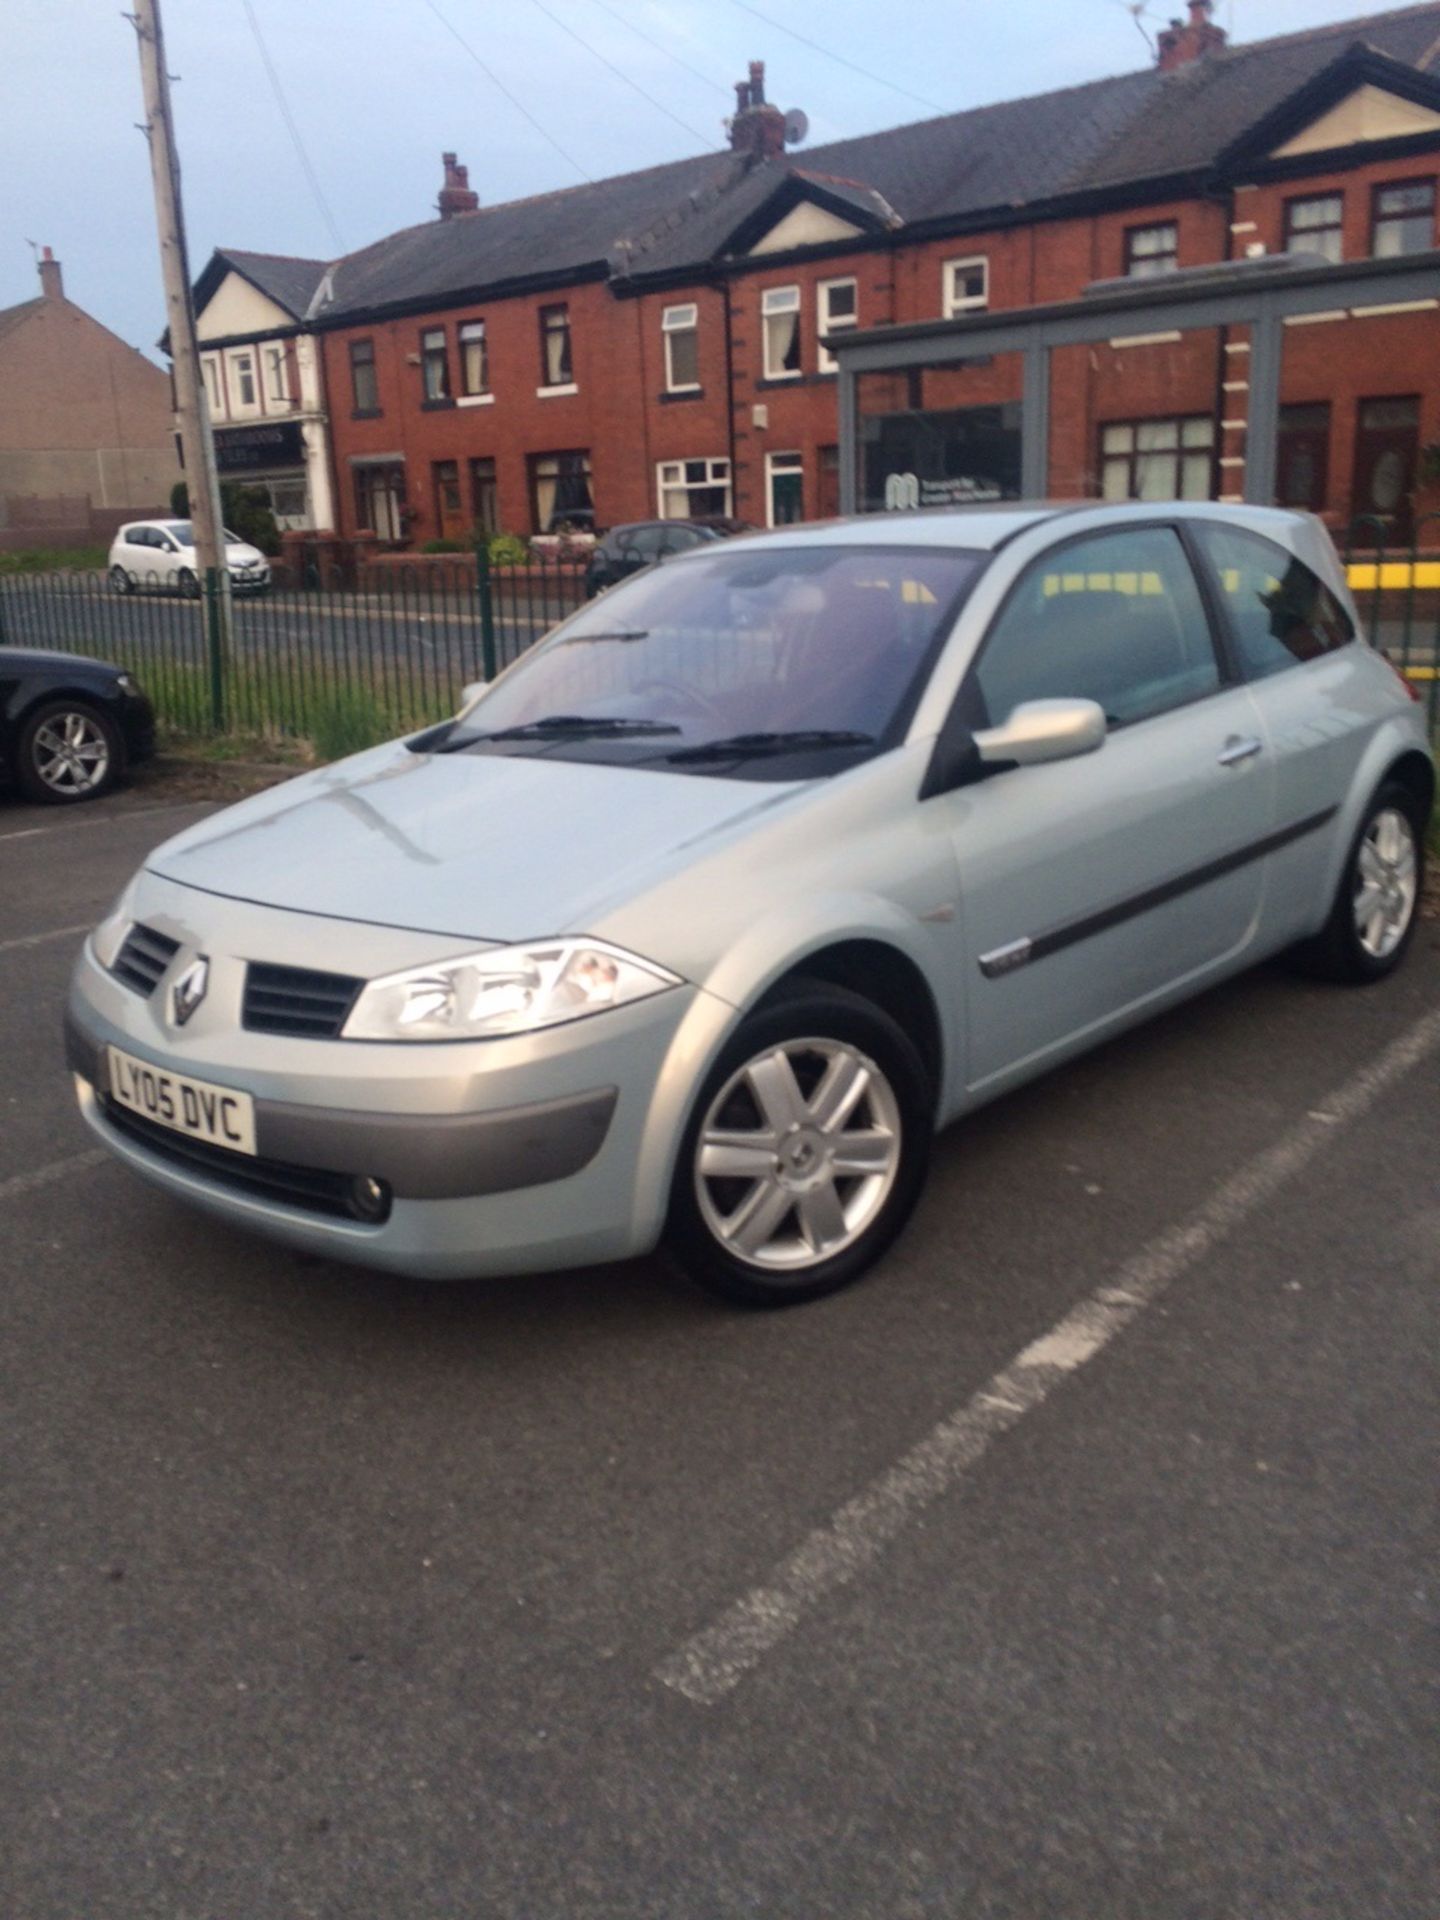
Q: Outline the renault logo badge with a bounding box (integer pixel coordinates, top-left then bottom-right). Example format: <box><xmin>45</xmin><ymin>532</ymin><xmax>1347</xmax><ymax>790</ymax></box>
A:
<box><xmin>171</xmin><ymin>956</ymin><xmax>210</xmax><ymax>1028</ymax></box>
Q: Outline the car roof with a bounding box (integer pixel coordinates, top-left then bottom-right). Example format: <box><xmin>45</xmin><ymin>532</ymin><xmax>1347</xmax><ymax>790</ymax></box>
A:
<box><xmin>702</xmin><ymin>500</ymin><xmax>1315</xmax><ymax>554</ymax></box>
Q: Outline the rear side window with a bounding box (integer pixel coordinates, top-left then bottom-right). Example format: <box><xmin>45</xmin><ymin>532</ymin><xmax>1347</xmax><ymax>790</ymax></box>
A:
<box><xmin>1194</xmin><ymin>524</ymin><xmax>1354</xmax><ymax>678</ymax></box>
<box><xmin>975</xmin><ymin>526</ymin><xmax>1221</xmax><ymax>728</ymax></box>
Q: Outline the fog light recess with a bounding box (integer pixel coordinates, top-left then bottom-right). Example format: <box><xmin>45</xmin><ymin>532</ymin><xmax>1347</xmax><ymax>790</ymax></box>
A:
<box><xmin>350</xmin><ymin>1175</ymin><xmax>392</xmax><ymax>1223</ymax></box>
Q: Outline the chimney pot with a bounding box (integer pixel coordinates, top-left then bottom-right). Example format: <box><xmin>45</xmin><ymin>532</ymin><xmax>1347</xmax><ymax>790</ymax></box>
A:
<box><xmin>437</xmin><ymin>150</ymin><xmax>479</xmax><ymax>220</ymax></box>
<box><xmin>38</xmin><ymin>246</ymin><xmax>63</xmax><ymax>300</ymax></box>
<box><xmin>1157</xmin><ymin>0</ymin><xmax>1225</xmax><ymax>70</ymax></box>
<box><xmin>729</xmin><ymin>59</ymin><xmax>785</xmax><ymax>159</ymax></box>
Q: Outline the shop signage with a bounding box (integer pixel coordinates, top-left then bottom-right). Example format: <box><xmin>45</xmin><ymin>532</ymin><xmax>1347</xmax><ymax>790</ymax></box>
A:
<box><xmin>214</xmin><ymin>421</ymin><xmax>305</xmax><ymax>473</ymax></box>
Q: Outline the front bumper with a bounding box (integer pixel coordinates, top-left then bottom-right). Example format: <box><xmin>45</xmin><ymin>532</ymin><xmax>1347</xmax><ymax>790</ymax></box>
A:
<box><xmin>66</xmin><ymin>879</ymin><xmax>736</xmax><ymax>1279</ymax></box>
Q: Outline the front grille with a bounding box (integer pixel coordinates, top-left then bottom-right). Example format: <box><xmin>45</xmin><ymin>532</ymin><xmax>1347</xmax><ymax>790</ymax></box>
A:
<box><xmin>112</xmin><ymin>923</ymin><xmax>180</xmax><ymax>997</ymax></box>
<box><xmin>99</xmin><ymin>1096</ymin><xmax>389</xmax><ymax>1223</ymax></box>
<box><xmin>243</xmin><ymin>962</ymin><xmax>364</xmax><ymax>1039</ymax></box>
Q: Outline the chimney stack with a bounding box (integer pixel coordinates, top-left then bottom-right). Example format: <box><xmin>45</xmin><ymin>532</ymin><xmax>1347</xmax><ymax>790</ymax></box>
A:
<box><xmin>437</xmin><ymin>152</ymin><xmax>479</xmax><ymax>220</ymax></box>
<box><xmin>729</xmin><ymin>60</ymin><xmax>786</xmax><ymax>160</ymax></box>
<box><xmin>1157</xmin><ymin>0</ymin><xmax>1227</xmax><ymax>71</ymax></box>
<box><xmin>38</xmin><ymin>245</ymin><xmax>63</xmax><ymax>300</ymax></box>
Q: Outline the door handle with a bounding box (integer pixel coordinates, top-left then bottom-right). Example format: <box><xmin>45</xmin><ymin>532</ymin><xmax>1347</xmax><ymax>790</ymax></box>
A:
<box><xmin>1217</xmin><ymin>736</ymin><xmax>1263</xmax><ymax>768</ymax></box>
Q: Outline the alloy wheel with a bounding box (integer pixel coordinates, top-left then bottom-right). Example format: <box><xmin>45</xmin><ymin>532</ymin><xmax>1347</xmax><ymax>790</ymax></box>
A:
<box><xmin>694</xmin><ymin>1037</ymin><xmax>902</xmax><ymax>1272</ymax></box>
<box><xmin>32</xmin><ymin>710</ymin><xmax>111</xmax><ymax>797</ymax></box>
<box><xmin>1354</xmin><ymin>807</ymin><xmax>1418</xmax><ymax>959</ymax></box>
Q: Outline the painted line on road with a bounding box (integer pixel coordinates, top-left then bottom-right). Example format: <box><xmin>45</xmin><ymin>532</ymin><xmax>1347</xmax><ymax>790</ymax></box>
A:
<box><xmin>0</xmin><ymin>1149</ymin><xmax>109</xmax><ymax>1206</ymax></box>
<box><xmin>654</xmin><ymin>1004</ymin><xmax>1440</xmax><ymax>1707</ymax></box>
<box><xmin>0</xmin><ymin>801</ymin><xmax>210</xmax><ymax>844</ymax></box>
<box><xmin>0</xmin><ymin>922</ymin><xmax>93</xmax><ymax>956</ymax></box>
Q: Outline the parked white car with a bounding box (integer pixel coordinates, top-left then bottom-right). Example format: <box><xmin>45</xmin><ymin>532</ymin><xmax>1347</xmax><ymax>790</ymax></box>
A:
<box><xmin>108</xmin><ymin>520</ymin><xmax>271</xmax><ymax>596</ymax></box>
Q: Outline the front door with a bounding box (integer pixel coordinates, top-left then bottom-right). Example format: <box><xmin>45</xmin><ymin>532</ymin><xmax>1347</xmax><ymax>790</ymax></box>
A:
<box><xmin>767</xmin><ymin>453</ymin><xmax>804</xmax><ymax>527</ymax></box>
<box><xmin>940</xmin><ymin>524</ymin><xmax>1273</xmax><ymax>1090</ymax></box>
<box><xmin>1350</xmin><ymin>396</ymin><xmax>1419</xmax><ymax>549</ymax></box>
<box><xmin>434</xmin><ymin>460</ymin><xmax>465</xmax><ymax>542</ymax></box>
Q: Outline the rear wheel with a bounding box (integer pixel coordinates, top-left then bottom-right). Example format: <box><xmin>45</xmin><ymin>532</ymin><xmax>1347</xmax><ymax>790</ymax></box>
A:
<box><xmin>15</xmin><ymin>698</ymin><xmax>123</xmax><ymax>805</ymax></box>
<box><xmin>1293</xmin><ymin>780</ymin><xmax>1424</xmax><ymax>983</ymax></box>
<box><xmin>665</xmin><ymin>983</ymin><xmax>933</xmax><ymax>1307</ymax></box>
<box><xmin>108</xmin><ymin>564</ymin><xmax>133</xmax><ymax>595</ymax></box>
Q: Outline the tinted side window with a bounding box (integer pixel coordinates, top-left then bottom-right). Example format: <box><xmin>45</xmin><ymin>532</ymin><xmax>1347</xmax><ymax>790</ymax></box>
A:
<box><xmin>626</xmin><ymin>527</ymin><xmax>665</xmax><ymax>560</ymax></box>
<box><xmin>128</xmin><ymin>528</ymin><xmax>153</xmax><ymax>548</ymax></box>
<box><xmin>976</xmin><ymin>526</ymin><xmax>1221</xmax><ymax>728</ymax></box>
<box><xmin>1194</xmin><ymin>524</ymin><xmax>1354</xmax><ymax>679</ymax></box>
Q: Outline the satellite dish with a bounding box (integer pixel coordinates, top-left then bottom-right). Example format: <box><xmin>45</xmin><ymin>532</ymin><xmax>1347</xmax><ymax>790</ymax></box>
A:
<box><xmin>784</xmin><ymin>107</ymin><xmax>809</xmax><ymax>146</ymax></box>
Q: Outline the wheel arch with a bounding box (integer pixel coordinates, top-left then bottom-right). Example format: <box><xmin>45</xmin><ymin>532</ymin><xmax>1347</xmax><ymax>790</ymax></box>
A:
<box><xmin>1384</xmin><ymin>747</ymin><xmax>1436</xmax><ymax>829</ymax></box>
<box><xmin>754</xmin><ymin>938</ymin><xmax>945</xmax><ymax>1111</ymax></box>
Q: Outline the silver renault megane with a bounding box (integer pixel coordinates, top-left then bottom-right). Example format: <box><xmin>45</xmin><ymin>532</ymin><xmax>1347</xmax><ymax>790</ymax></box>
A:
<box><xmin>67</xmin><ymin>503</ymin><xmax>1432</xmax><ymax>1305</ymax></box>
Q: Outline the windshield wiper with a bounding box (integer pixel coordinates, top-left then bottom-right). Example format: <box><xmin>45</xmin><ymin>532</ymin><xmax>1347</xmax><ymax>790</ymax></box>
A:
<box><xmin>452</xmin><ymin>713</ymin><xmax>682</xmax><ymax>746</ymax></box>
<box><xmin>561</xmin><ymin>629</ymin><xmax>650</xmax><ymax>644</ymax></box>
<box><xmin>665</xmin><ymin>729</ymin><xmax>875</xmax><ymax>764</ymax></box>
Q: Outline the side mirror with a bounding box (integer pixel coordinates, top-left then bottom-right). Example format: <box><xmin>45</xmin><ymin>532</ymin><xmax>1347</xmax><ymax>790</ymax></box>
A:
<box><xmin>459</xmin><ymin>679</ymin><xmax>488</xmax><ymax>708</ymax></box>
<box><xmin>973</xmin><ymin>698</ymin><xmax>1107</xmax><ymax>767</ymax></box>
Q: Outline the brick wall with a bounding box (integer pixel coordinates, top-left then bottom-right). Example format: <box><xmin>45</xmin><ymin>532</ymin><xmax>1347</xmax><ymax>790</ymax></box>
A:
<box><xmin>319</xmin><ymin>149</ymin><xmax>1439</xmax><ymax>543</ymax></box>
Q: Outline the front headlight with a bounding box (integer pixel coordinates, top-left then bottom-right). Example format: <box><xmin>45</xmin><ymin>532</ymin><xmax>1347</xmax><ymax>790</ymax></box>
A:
<box><xmin>341</xmin><ymin>938</ymin><xmax>681</xmax><ymax>1042</ymax></box>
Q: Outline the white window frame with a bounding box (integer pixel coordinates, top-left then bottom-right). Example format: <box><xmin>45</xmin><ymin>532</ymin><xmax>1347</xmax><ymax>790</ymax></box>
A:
<box><xmin>661</xmin><ymin>303</ymin><xmax>700</xmax><ymax>394</ymax></box>
<box><xmin>458</xmin><ymin>319</ymin><xmax>492</xmax><ymax>404</ymax></box>
<box><xmin>656</xmin><ymin>456</ymin><xmax>732</xmax><ymax>520</ymax></box>
<box><xmin>816</xmin><ymin>277</ymin><xmax>858</xmax><ymax>374</ymax></box>
<box><xmin>200</xmin><ymin>353</ymin><xmax>224</xmax><ymax>420</ymax></box>
<box><xmin>263</xmin><ymin>343</ymin><xmax>289</xmax><ymax>408</ymax></box>
<box><xmin>226</xmin><ymin>347</ymin><xmax>259</xmax><ymax>417</ymax></box>
<box><xmin>761</xmin><ymin>284</ymin><xmax>802</xmax><ymax>381</ymax></box>
<box><xmin>765</xmin><ymin>449</ymin><xmax>804</xmax><ymax>528</ymax></box>
<box><xmin>942</xmin><ymin>256</ymin><xmax>988</xmax><ymax>318</ymax></box>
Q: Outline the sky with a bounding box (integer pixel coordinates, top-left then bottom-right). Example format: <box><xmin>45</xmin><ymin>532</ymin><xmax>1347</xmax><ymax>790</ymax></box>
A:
<box><xmin>1</xmin><ymin>0</ymin><xmax>1413</xmax><ymax>359</ymax></box>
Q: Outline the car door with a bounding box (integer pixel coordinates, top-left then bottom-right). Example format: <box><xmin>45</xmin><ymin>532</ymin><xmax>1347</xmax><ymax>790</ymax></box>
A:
<box><xmin>939</xmin><ymin>522</ymin><xmax>1275</xmax><ymax>1091</ymax></box>
<box><xmin>1189</xmin><ymin>519</ymin><xmax>1383</xmax><ymax>944</ymax></box>
<box><xmin>154</xmin><ymin>530</ymin><xmax>184</xmax><ymax>586</ymax></box>
<box><xmin>124</xmin><ymin>526</ymin><xmax>155</xmax><ymax>586</ymax></box>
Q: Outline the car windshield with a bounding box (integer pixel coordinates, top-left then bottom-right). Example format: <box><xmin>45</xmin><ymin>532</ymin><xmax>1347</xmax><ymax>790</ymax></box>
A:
<box><xmin>447</xmin><ymin>544</ymin><xmax>983</xmax><ymax>776</ymax></box>
<box><xmin>164</xmin><ymin>523</ymin><xmax>244</xmax><ymax>546</ymax></box>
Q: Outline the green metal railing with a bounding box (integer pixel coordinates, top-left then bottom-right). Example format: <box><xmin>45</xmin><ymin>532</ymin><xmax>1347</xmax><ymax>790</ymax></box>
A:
<box><xmin>0</xmin><ymin>523</ymin><xmax>1434</xmax><ymax>746</ymax></box>
<box><xmin>1341</xmin><ymin>512</ymin><xmax>1440</xmax><ymax>730</ymax></box>
<box><xmin>0</xmin><ymin>548</ymin><xmax>587</xmax><ymax>745</ymax></box>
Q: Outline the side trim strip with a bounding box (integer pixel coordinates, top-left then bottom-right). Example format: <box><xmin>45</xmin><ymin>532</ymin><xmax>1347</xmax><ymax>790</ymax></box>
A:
<box><xmin>979</xmin><ymin>807</ymin><xmax>1337</xmax><ymax>979</ymax></box>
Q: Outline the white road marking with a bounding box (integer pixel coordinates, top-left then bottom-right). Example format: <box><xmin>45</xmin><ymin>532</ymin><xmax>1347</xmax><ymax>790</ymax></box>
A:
<box><xmin>0</xmin><ymin>922</ymin><xmax>93</xmax><ymax>956</ymax></box>
<box><xmin>0</xmin><ymin>801</ymin><xmax>210</xmax><ymax>843</ymax></box>
<box><xmin>654</xmin><ymin>1005</ymin><xmax>1440</xmax><ymax>1707</ymax></box>
<box><xmin>0</xmin><ymin>1149</ymin><xmax>109</xmax><ymax>1205</ymax></box>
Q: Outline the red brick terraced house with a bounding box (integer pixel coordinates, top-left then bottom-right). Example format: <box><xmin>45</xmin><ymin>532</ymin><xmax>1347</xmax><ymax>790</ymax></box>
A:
<box><xmin>300</xmin><ymin>3</ymin><xmax>1440</xmax><ymax>551</ymax></box>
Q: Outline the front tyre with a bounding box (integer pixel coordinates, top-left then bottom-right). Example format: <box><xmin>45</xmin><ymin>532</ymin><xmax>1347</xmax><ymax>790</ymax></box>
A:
<box><xmin>1294</xmin><ymin>780</ymin><xmax>1424</xmax><ymax>983</ymax></box>
<box><xmin>665</xmin><ymin>983</ymin><xmax>933</xmax><ymax>1308</ymax></box>
<box><xmin>15</xmin><ymin>698</ymin><xmax>123</xmax><ymax>805</ymax></box>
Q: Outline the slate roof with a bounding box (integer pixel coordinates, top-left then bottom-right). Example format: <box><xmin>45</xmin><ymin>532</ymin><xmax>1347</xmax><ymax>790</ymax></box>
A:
<box><xmin>309</xmin><ymin>2</ymin><xmax>1440</xmax><ymax>322</ymax></box>
<box><xmin>217</xmin><ymin>249</ymin><xmax>330</xmax><ymax>319</ymax></box>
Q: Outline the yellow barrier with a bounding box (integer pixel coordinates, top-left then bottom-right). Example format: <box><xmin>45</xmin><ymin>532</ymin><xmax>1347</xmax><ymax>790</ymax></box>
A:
<box><xmin>1346</xmin><ymin>562</ymin><xmax>1440</xmax><ymax>591</ymax></box>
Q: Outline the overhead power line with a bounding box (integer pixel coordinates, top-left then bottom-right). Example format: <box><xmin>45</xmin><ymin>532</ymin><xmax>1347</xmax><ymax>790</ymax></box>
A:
<box><xmin>240</xmin><ymin>0</ymin><xmax>346</xmax><ymax>254</ymax></box>
<box><xmin>524</xmin><ymin>0</ymin><xmax>718</xmax><ymax>147</ymax></box>
<box><xmin>419</xmin><ymin>0</ymin><xmax>594</xmax><ymax>182</ymax></box>
<box><xmin>581</xmin><ymin>0</ymin><xmax>735</xmax><ymax>100</ymax></box>
<box><xmin>723</xmin><ymin>0</ymin><xmax>950</xmax><ymax>117</ymax></box>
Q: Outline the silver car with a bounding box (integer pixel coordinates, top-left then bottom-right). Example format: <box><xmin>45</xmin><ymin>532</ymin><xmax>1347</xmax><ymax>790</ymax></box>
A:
<box><xmin>67</xmin><ymin>503</ymin><xmax>1432</xmax><ymax>1306</ymax></box>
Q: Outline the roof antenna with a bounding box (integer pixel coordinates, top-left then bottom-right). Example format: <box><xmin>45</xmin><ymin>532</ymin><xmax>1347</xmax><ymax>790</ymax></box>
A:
<box><xmin>1120</xmin><ymin>0</ymin><xmax>1156</xmax><ymax>55</ymax></box>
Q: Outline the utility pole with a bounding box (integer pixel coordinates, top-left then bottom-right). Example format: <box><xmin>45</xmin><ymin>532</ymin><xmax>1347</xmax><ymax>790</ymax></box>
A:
<box><xmin>131</xmin><ymin>0</ymin><xmax>233</xmax><ymax>698</ymax></box>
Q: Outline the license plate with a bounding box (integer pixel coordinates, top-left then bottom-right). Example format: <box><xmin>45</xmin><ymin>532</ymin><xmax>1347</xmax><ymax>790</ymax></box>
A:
<box><xmin>107</xmin><ymin>1046</ymin><xmax>257</xmax><ymax>1156</ymax></box>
